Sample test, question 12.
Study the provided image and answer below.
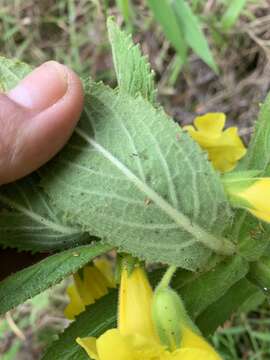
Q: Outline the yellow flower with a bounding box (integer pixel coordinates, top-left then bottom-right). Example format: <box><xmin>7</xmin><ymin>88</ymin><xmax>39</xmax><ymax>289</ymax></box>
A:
<box><xmin>184</xmin><ymin>113</ymin><xmax>246</xmax><ymax>172</ymax></box>
<box><xmin>224</xmin><ymin>177</ymin><xmax>270</xmax><ymax>223</ymax></box>
<box><xmin>76</xmin><ymin>266</ymin><xmax>222</xmax><ymax>360</ymax></box>
<box><xmin>64</xmin><ymin>258</ymin><xmax>115</xmax><ymax>320</ymax></box>
<box><xmin>238</xmin><ymin>178</ymin><xmax>270</xmax><ymax>222</ymax></box>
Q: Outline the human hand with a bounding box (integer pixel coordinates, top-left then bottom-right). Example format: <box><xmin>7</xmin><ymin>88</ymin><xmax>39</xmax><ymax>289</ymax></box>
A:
<box><xmin>0</xmin><ymin>61</ymin><xmax>83</xmax><ymax>185</ymax></box>
<box><xmin>0</xmin><ymin>61</ymin><xmax>84</xmax><ymax>278</ymax></box>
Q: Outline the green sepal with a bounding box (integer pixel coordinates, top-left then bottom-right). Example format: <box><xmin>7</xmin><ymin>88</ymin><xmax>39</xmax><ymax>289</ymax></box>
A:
<box><xmin>152</xmin><ymin>285</ymin><xmax>199</xmax><ymax>351</ymax></box>
<box><xmin>222</xmin><ymin>171</ymin><xmax>261</xmax><ymax>210</ymax></box>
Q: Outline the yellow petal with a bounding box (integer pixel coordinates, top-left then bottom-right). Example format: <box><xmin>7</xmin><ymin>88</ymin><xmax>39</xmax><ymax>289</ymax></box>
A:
<box><xmin>250</xmin><ymin>209</ymin><xmax>270</xmax><ymax>223</ymax></box>
<box><xmin>181</xmin><ymin>328</ymin><xmax>221</xmax><ymax>359</ymax></box>
<box><xmin>74</xmin><ymin>263</ymin><xmax>113</xmax><ymax>306</ymax></box>
<box><xmin>64</xmin><ymin>284</ymin><xmax>85</xmax><ymax>320</ymax></box>
<box><xmin>171</xmin><ymin>348</ymin><xmax>220</xmax><ymax>360</ymax></box>
<box><xmin>65</xmin><ymin>259</ymin><xmax>115</xmax><ymax>320</ymax></box>
<box><xmin>118</xmin><ymin>267</ymin><xmax>157</xmax><ymax>341</ymax></box>
<box><xmin>184</xmin><ymin>113</ymin><xmax>246</xmax><ymax>172</ymax></box>
<box><xmin>208</xmin><ymin>146</ymin><xmax>244</xmax><ymax>172</ymax></box>
<box><xmin>74</xmin><ymin>271</ymin><xmax>95</xmax><ymax>305</ymax></box>
<box><xmin>83</xmin><ymin>266</ymin><xmax>110</xmax><ymax>300</ymax></box>
<box><xmin>238</xmin><ymin>178</ymin><xmax>270</xmax><ymax>222</ymax></box>
<box><xmin>76</xmin><ymin>337</ymin><xmax>99</xmax><ymax>360</ymax></box>
<box><xmin>77</xmin><ymin>330</ymin><xmax>167</xmax><ymax>360</ymax></box>
<box><xmin>96</xmin><ymin>329</ymin><xmax>136</xmax><ymax>360</ymax></box>
<box><xmin>94</xmin><ymin>258</ymin><xmax>115</xmax><ymax>288</ymax></box>
<box><xmin>194</xmin><ymin>113</ymin><xmax>225</xmax><ymax>137</ymax></box>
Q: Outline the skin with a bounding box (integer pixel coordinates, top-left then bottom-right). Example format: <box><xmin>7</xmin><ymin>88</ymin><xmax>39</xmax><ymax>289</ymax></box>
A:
<box><xmin>0</xmin><ymin>61</ymin><xmax>84</xmax><ymax>277</ymax></box>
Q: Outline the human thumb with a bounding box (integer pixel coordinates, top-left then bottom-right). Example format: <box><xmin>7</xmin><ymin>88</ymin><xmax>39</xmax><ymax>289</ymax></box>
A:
<box><xmin>0</xmin><ymin>61</ymin><xmax>84</xmax><ymax>185</ymax></box>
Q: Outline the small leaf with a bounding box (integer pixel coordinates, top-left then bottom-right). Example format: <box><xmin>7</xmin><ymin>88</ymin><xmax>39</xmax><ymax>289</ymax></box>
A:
<box><xmin>221</xmin><ymin>0</ymin><xmax>248</xmax><ymax>31</ymax></box>
<box><xmin>41</xmin><ymin>81</ymin><xmax>234</xmax><ymax>270</ymax></box>
<box><xmin>172</xmin><ymin>0</ymin><xmax>218</xmax><ymax>73</ymax></box>
<box><xmin>146</xmin><ymin>0</ymin><xmax>187</xmax><ymax>63</ymax></box>
<box><xmin>0</xmin><ymin>176</ymin><xmax>91</xmax><ymax>252</ymax></box>
<box><xmin>0</xmin><ymin>243</ymin><xmax>112</xmax><ymax>316</ymax></box>
<box><xmin>238</xmin><ymin>93</ymin><xmax>270</xmax><ymax>175</ymax></box>
<box><xmin>107</xmin><ymin>17</ymin><xmax>157</xmax><ymax>105</ymax></box>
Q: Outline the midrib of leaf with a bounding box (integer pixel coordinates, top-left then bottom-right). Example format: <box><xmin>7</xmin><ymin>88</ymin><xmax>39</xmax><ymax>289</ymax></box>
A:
<box><xmin>75</xmin><ymin>128</ymin><xmax>235</xmax><ymax>255</ymax></box>
<box><xmin>0</xmin><ymin>194</ymin><xmax>79</xmax><ymax>235</ymax></box>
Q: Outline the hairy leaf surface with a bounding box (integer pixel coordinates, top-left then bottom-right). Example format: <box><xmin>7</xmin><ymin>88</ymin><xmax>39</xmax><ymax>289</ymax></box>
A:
<box><xmin>0</xmin><ymin>243</ymin><xmax>111</xmax><ymax>315</ymax></box>
<box><xmin>107</xmin><ymin>17</ymin><xmax>156</xmax><ymax>105</ymax></box>
<box><xmin>0</xmin><ymin>176</ymin><xmax>90</xmax><ymax>251</ymax></box>
<box><xmin>41</xmin><ymin>82</ymin><xmax>234</xmax><ymax>270</ymax></box>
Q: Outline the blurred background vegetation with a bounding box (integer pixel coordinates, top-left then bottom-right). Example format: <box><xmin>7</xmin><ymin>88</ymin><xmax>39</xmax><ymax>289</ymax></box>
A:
<box><xmin>0</xmin><ymin>0</ymin><xmax>270</xmax><ymax>359</ymax></box>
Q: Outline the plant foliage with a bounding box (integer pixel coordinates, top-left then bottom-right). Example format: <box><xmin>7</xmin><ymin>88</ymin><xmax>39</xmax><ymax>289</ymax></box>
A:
<box><xmin>0</xmin><ymin>17</ymin><xmax>269</xmax><ymax>360</ymax></box>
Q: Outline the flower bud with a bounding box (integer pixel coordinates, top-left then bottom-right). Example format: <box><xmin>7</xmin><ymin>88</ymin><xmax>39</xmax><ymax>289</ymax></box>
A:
<box><xmin>152</xmin><ymin>286</ymin><xmax>197</xmax><ymax>351</ymax></box>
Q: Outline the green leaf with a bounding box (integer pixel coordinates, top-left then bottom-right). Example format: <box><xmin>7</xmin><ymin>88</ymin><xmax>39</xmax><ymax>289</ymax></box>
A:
<box><xmin>179</xmin><ymin>256</ymin><xmax>249</xmax><ymax>318</ymax></box>
<box><xmin>41</xmin><ymin>81</ymin><xmax>234</xmax><ymax>270</ymax></box>
<box><xmin>146</xmin><ymin>0</ymin><xmax>187</xmax><ymax>63</ymax></box>
<box><xmin>0</xmin><ymin>56</ymin><xmax>31</xmax><ymax>91</ymax></box>
<box><xmin>234</xmin><ymin>211</ymin><xmax>270</xmax><ymax>262</ymax></box>
<box><xmin>238</xmin><ymin>93</ymin><xmax>270</xmax><ymax>175</ymax></box>
<box><xmin>107</xmin><ymin>17</ymin><xmax>157</xmax><ymax>105</ymax></box>
<box><xmin>115</xmin><ymin>0</ymin><xmax>133</xmax><ymax>25</ymax></box>
<box><xmin>172</xmin><ymin>0</ymin><xmax>218</xmax><ymax>73</ymax></box>
<box><xmin>0</xmin><ymin>243</ymin><xmax>111</xmax><ymax>316</ymax></box>
<box><xmin>221</xmin><ymin>0</ymin><xmax>248</xmax><ymax>31</ymax></box>
<box><xmin>238</xmin><ymin>288</ymin><xmax>265</xmax><ymax>313</ymax></box>
<box><xmin>0</xmin><ymin>176</ymin><xmax>91</xmax><ymax>252</ymax></box>
<box><xmin>196</xmin><ymin>278</ymin><xmax>261</xmax><ymax>335</ymax></box>
<box><xmin>249</xmin><ymin>256</ymin><xmax>270</xmax><ymax>290</ymax></box>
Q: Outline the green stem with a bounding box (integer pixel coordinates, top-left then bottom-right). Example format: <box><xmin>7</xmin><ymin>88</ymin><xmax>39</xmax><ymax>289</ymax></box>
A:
<box><xmin>159</xmin><ymin>265</ymin><xmax>177</xmax><ymax>289</ymax></box>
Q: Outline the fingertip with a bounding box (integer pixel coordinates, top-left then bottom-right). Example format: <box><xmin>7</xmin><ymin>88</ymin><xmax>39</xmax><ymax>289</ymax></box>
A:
<box><xmin>17</xmin><ymin>63</ymin><xmax>85</xmax><ymax>177</ymax></box>
<box><xmin>0</xmin><ymin>61</ymin><xmax>84</xmax><ymax>184</ymax></box>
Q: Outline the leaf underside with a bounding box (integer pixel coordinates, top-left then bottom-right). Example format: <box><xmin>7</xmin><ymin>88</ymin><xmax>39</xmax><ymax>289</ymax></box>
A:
<box><xmin>0</xmin><ymin>176</ymin><xmax>91</xmax><ymax>252</ymax></box>
<box><xmin>107</xmin><ymin>17</ymin><xmax>157</xmax><ymax>105</ymax></box>
<box><xmin>41</xmin><ymin>81</ymin><xmax>234</xmax><ymax>270</ymax></box>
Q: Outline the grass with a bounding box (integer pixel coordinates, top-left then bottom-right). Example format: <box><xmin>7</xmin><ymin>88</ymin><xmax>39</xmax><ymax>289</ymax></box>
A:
<box><xmin>213</xmin><ymin>303</ymin><xmax>270</xmax><ymax>360</ymax></box>
<box><xmin>213</xmin><ymin>304</ymin><xmax>270</xmax><ymax>359</ymax></box>
<box><xmin>1</xmin><ymin>0</ymin><xmax>270</xmax><ymax>358</ymax></box>
<box><xmin>0</xmin><ymin>285</ymin><xmax>68</xmax><ymax>359</ymax></box>
<box><xmin>0</xmin><ymin>0</ymin><xmax>113</xmax><ymax>81</ymax></box>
